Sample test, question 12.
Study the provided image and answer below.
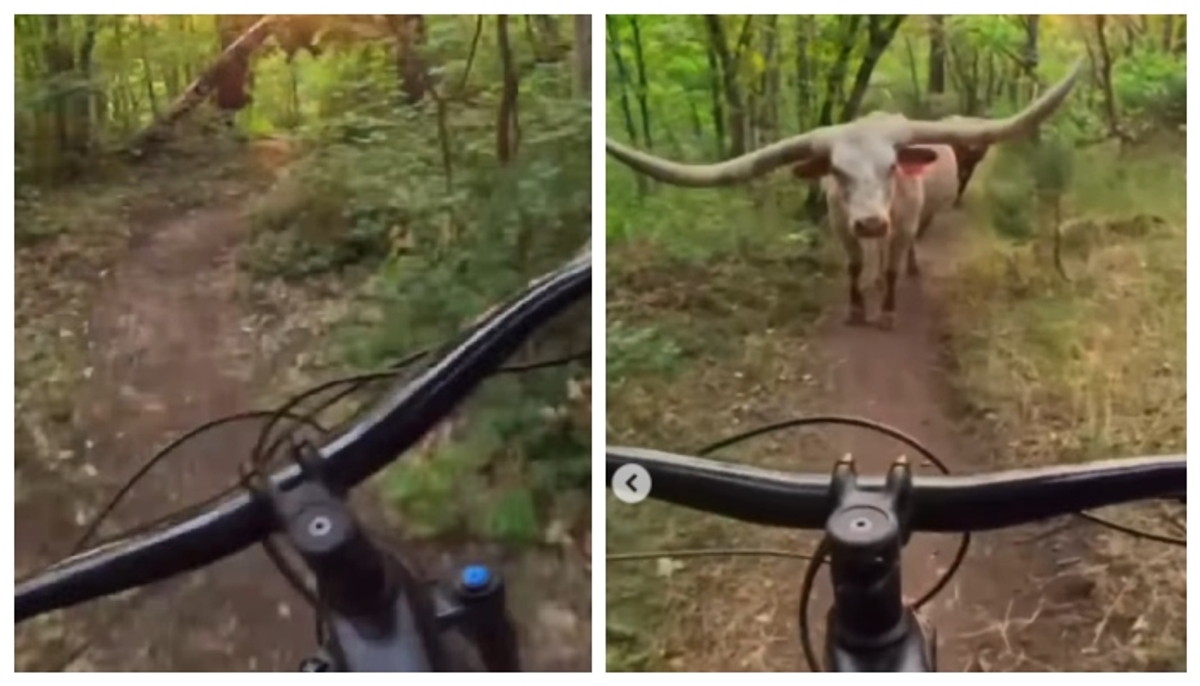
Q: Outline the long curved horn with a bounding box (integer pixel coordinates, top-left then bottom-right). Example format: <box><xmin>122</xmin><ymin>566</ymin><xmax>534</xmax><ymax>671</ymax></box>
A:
<box><xmin>901</xmin><ymin>59</ymin><xmax>1086</xmax><ymax>146</ymax></box>
<box><xmin>606</xmin><ymin>127</ymin><xmax>838</xmax><ymax>188</ymax></box>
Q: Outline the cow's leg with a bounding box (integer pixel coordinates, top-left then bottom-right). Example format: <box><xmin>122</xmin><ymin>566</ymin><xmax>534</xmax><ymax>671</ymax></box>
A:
<box><xmin>954</xmin><ymin>168</ymin><xmax>972</xmax><ymax>207</ymax></box>
<box><xmin>908</xmin><ymin>214</ymin><xmax>933</xmax><ymax>277</ymax></box>
<box><xmin>905</xmin><ymin>243</ymin><xmax>920</xmax><ymax>277</ymax></box>
<box><xmin>847</xmin><ymin>263</ymin><xmax>867</xmax><ymax>325</ymax></box>
<box><xmin>879</xmin><ymin>267</ymin><xmax>900</xmax><ymax>330</ymax></box>
<box><xmin>879</xmin><ymin>229</ymin><xmax>914</xmax><ymax>331</ymax></box>
<box><xmin>844</xmin><ymin>237</ymin><xmax>867</xmax><ymax>326</ymax></box>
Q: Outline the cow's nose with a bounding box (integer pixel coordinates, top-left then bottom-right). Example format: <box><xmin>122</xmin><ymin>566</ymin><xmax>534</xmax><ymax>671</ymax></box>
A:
<box><xmin>853</xmin><ymin>216</ymin><xmax>889</xmax><ymax>238</ymax></box>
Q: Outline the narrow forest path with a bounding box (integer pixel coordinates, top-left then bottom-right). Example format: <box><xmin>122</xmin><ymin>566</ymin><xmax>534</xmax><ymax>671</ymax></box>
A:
<box><xmin>17</xmin><ymin>204</ymin><xmax>318</xmax><ymax>670</ymax></box>
<box><xmin>15</xmin><ymin>186</ymin><xmax>589</xmax><ymax>671</ymax></box>
<box><xmin>608</xmin><ymin>209</ymin><xmax>1106</xmax><ymax>672</ymax></box>
<box><xmin>792</xmin><ymin>211</ymin><xmax>1093</xmax><ymax>672</ymax></box>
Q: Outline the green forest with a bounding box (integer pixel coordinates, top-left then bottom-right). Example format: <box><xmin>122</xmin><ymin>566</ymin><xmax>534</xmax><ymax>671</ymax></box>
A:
<box><xmin>606</xmin><ymin>15</ymin><xmax>1185</xmax><ymax>672</ymax></box>
<box><xmin>15</xmin><ymin>14</ymin><xmax>591</xmax><ymax>671</ymax></box>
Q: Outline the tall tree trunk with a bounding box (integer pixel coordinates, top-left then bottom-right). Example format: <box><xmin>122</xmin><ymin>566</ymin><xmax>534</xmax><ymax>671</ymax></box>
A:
<box><xmin>1093</xmin><ymin>15</ymin><xmax>1123</xmax><ymax>140</ymax></box>
<box><xmin>703</xmin><ymin>29</ymin><xmax>726</xmax><ymax>157</ymax></box>
<box><xmin>606</xmin><ymin>17</ymin><xmax>646</xmax><ymax>195</ymax></box>
<box><xmin>163</xmin><ymin>16</ymin><xmax>183</xmax><ymax>96</ymax></box>
<box><xmin>704</xmin><ymin>15</ymin><xmax>751</xmax><ymax>156</ymax></box>
<box><xmin>948</xmin><ymin>43</ymin><xmax>981</xmax><ymax>114</ymax></box>
<box><xmin>1022</xmin><ymin>16</ymin><xmax>1041</xmax><ymax>141</ymax></box>
<box><xmin>526</xmin><ymin>14</ymin><xmax>568</xmax><ymax>62</ymax></box>
<box><xmin>43</xmin><ymin>15</ymin><xmax>72</xmax><ymax>180</ymax></box>
<box><xmin>817</xmin><ymin>15</ymin><xmax>862</xmax><ymax>127</ymax></box>
<box><xmin>841</xmin><ymin>15</ymin><xmax>906</xmax><ymax>122</ymax></box>
<box><xmin>459</xmin><ymin>16</ymin><xmax>484</xmax><ymax>92</ymax></box>
<box><xmin>795</xmin><ymin>16</ymin><xmax>814</xmax><ymax>130</ymax></box>
<box><xmin>1022</xmin><ymin>16</ymin><xmax>1040</xmax><ymax>98</ymax></box>
<box><xmin>1122</xmin><ymin>19</ymin><xmax>1138</xmax><ymax>58</ymax></box>
<box><xmin>759</xmin><ymin>15</ymin><xmax>780</xmax><ymax>145</ymax></box>
<box><xmin>573</xmin><ymin>15</ymin><xmax>590</xmax><ymax>96</ymax></box>
<box><xmin>629</xmin><ymin>17</ymin><xmax>653</xmax><ymax>149</ymax></box>
<box><xmin>388</xmin><ymin>15</ymin><xmax>429</xmax><ymax>105</ymax></box>
<box><xmin>495</xmin><ymin>15</ymin><xmax>519</xmax><ymax>164</ymax></box>
<box><xmin>984</xmin><ymin>53</ymin><xmax>996</xmax><ymax>109</ymax></box>
<box><xmin>928</xmin><ymin>15</ymin><xmax>946</xmax><ymax>94</ymax></box>
<box><xmin>73</xmin><ymin>15</ymin><xmax>99</xmax><ymax>162</ymax></box>
<box><xmin>112</xmin><ymin>18</ymin><xmax>133</xmax><ymax>134</ymax></box>
<box><xmin>136</xmin><ymin>15</ymin><xmax>160</xmax><ymax>117</ymax></box>
<box><xmin>903</xmin><ymin>36</ymin><xmax>922</xmax><ymax>108</ymax></box>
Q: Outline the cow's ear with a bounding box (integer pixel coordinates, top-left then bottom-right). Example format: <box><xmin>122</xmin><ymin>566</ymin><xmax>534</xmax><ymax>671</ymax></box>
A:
<box><xmin>896</xmin><ymin>146</ymin><xmax>939</xmax><ymax>177</ymax></box>
<box><xmin>791</xmin><ymin>156</ymin><xmax>830</xmax><ymax>179</ymax></box>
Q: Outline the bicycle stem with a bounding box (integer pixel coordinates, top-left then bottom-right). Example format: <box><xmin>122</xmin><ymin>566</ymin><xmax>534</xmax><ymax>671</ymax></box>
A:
<box><xmin>823</xmin><ymin>456</ymin><xmax>934</xmax><ymax>672</ymax></box>
<box><xmin>267</xmin><ymin>450</ymin><xmax>443</xmax><ymax>671</ymax></box>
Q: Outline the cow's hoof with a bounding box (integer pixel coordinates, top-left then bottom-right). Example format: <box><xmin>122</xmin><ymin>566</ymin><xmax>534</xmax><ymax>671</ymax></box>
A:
<box><xmin>845</xmin><ymin>309</ymin><xmax>867</xmax><ymax>326</ymax></box>
<box><xmin>877</xmin><ymin>312</ymin><xmax>895</xmax><ymax>331</ymax></box>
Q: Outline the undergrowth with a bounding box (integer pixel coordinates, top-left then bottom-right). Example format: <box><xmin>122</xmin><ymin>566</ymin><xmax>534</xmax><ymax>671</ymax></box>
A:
<box><xmin>942</xmin><ymin>138</ymin><xmax>1187</xmax><ymax>671</ymax></box>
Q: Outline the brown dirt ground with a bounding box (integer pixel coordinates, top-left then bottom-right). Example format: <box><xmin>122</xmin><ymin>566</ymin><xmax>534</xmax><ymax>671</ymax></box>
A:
<box><xmin>607</xmin><ymin>210</ymin><xmax>1138</xmax><ymax>672</ymax></box>
<box><xmin>14</xmin><ymin>181</ymin><xmax>589</xmax><ymax>671</ymax></box>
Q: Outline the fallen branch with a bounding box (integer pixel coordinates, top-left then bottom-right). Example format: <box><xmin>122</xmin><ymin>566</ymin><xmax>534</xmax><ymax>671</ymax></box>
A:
<box><xmin>127</xmin><ymin>15</ymin><xmax>278</xmax><ymax>157</ymax></box>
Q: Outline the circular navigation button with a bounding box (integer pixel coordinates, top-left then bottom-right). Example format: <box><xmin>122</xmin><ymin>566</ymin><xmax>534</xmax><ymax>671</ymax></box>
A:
<box><xmin>612</xmin><ymin>464</ymin><xmax>652</xmax><ymax>504</ymax></box>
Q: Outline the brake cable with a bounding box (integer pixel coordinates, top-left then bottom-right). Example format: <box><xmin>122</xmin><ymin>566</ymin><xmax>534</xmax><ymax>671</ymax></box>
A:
<box><xmin>1072</xmin><ymin>510</ymin><xmax>1186</xmax><ymax>546</ymax></box>
<box><xmin>71</xmin><ymin>409</ymin><xmax>328</xmax><ymax>553</ymax></box>
<box><xmin>246</xmin><ymin>348</ymin><xmax>433</xmax><ymax>474</ymax></box>
<box><xmin>249</xmin><ymin>349</ymin><xmax>591</xmax><ymax>473</ymax></box>
<box><xmin>606</xmin><ymin>415</ymin><xmax>1186</xmax><ymax>671</ymax></box>
<box><xmin>74</xmin><ymin>345</ymin><xmax>590</xmax><ymax>559</ymax></box>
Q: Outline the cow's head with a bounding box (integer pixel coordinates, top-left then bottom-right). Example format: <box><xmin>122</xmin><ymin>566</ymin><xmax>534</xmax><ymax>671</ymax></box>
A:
<box><xmin>790</xmin><ymin>136</ymin><xmax>940</xmax><ymax>238</ymax></box>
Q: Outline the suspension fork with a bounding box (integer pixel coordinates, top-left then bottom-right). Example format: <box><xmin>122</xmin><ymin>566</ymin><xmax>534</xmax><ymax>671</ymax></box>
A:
<box><xmin>435</xmin><ymin>564</ymin><xmax>522</xmax><ymax>671</ymax></box>
<box><xmin>302</xmin><ymin>565</ymin><xmax>522</xmax><ymax>672</ymax></box>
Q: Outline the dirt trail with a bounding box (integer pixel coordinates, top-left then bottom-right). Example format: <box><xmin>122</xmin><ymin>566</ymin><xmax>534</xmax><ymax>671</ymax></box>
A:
<box><xmin>16</xmin><ymin>198</ymin><xmax>589</xmax><ymax>671</ymax></box>
<box><xmin>800</xmin><ymin>214</ymin><xmax>1021</xmax><ymax>670</ymax></box>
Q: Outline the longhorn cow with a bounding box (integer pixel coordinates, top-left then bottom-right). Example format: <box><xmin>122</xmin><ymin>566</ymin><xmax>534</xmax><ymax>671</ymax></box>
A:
<box><xmin>606</xmin><ymin>60</ymin><xmax>1083</xmax><ymax>330</ymax></box>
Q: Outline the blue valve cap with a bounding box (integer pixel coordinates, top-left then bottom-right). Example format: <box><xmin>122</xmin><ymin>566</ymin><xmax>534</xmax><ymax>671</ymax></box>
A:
<box><xmin>461</xmin><ymin>564</ymin><xmax>492</xmax><ymax>591</ymax></box>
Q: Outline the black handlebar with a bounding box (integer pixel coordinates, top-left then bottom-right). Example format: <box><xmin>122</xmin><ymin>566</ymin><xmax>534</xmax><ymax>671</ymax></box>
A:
<box><xmin>16</xmin><ymin>251</ymin><xmax>591</xmax><ymax>623</ymax></box>
<box><xmin>605</xmin><ymin>446</ymin><xmax>1186</xmax><ymax>531</ymax></box>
